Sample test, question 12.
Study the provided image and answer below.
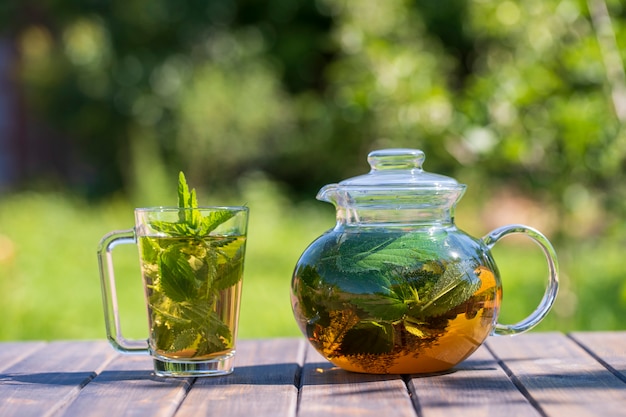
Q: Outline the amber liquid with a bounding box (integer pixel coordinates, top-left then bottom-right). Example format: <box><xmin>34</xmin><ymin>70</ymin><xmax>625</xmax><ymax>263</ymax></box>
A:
<box><xmin>148</xmin><ymin>283</ymin><xmax>242</xmax><ymax>361</ymax></box>
<box><xmin>295</xmin><ymin>266</ymin><xmax>501</xmax><ymax>374</ymax></box>
<box><xmin>139</xmin><ymin>235</ymin><xmax>245</xmax><ymax>361</ymax></box>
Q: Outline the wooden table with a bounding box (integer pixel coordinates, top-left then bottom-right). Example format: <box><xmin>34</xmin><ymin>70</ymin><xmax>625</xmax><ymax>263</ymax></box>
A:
<box><xmin>1</xmin><ymin>332</ymin><xmax>625</xmax><ymax>416</ymax></box>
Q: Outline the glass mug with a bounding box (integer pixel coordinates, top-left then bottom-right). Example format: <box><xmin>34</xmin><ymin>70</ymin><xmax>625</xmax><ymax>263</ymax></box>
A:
<box><xmin>97</xmin><ymin>206</ymin><xmax>249</xmax><ymax>377</ymax></box>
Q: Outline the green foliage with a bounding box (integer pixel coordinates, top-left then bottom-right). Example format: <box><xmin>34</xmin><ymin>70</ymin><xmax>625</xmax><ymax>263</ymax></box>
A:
<box><xmin>6</xmin><ymin>0</ymin><xmax>626</xmax><ymax>240</ymax></box>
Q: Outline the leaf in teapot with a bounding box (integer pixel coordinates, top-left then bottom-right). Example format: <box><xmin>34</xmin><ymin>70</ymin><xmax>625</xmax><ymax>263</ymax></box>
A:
<box><xmin>351</xmin><ymin>266</ymin><xmax>440</xmax><ymax>321</ymax></box>
<box><xmin>347</xmin><ymin>232</ymin><xmax>442</xmax><ymax>273</ymax></box>
<box><xmin>352</xmin><ymin>292</ymin><xmax>408</xmax><ymax>321</ymax></box>
<box><xmin>319</xmin><ymin>233</ymin><xmax>396</xmax><ymax>273</ymax></box>
<box><xmin>338</xmin><ymin>321</ymin><xmax>395</xmax><ymax>356</ymax></box>
<box><xmin>413</xmin><ymin>260</ymin><xmax>481</xmax><ymax>318</ymax></box>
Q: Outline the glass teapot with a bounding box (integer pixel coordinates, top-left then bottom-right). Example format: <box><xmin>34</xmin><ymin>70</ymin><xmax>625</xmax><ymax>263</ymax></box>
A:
<box><xmin>290</xmin><ymin>148</ymin><xmax>558</xmax><ymax>374</ymax></box>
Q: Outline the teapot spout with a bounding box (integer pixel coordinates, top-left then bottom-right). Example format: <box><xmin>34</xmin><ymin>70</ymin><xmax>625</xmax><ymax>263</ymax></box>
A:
<box><xmin>316</xmin><ymin>184</ymin><xmax>340</xmax><ymax>205</ymax></box>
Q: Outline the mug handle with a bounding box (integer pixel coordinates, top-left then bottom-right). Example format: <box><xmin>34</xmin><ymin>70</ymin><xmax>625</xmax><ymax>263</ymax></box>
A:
<box><xmin>97</xmin><ymin>229</ymin><xmax>149</xmax><ymax>353</ymax></box>
<box><xmin>482</xmin><ymin>224</ymin><xmax>559</xmax><ymax>336</ymax></box>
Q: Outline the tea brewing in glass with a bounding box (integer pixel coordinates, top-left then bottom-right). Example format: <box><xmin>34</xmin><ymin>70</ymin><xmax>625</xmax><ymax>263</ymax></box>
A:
<box><xmin>98</xmin><ymin>206</ymin><xmax>248</xmax><ymax>377</ymax></box>
<box><xmin>291</xmin><ymin>149</ymin><xmax>558</xmax><ymax>374</ymax></box>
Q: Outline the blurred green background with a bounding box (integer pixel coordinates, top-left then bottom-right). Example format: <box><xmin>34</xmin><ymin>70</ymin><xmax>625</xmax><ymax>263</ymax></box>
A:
<box><xmin>0</xmin><ymin>0</ymin><xmax>625</xmax><ymax>341</ymax></box>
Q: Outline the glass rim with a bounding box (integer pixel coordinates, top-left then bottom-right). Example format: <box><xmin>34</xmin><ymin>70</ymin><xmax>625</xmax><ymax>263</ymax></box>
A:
<box><xmin>135</xmin><ymin>206</ymin><xmax>248</xmax><ymax>213</ymax></box>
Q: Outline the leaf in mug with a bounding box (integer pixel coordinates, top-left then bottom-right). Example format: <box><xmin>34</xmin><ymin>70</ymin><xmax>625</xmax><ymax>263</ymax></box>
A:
<box><xmin>198</xmin><ymin>209</ymin><xmax>237</xmax><ymax>235</ymax></box>
<box><xmin>144</xmin><ymin>172</ymin><xmax>245</xmax><ymax>357</ymax></box>
<box><xmin>214</xmin><ymin>246</ymin><xmax>245</xmax><ymax>290</ymax></box>
<box><xmin>159</xmin><ymin>244</ymin><xmax>199</xmax><ymax>302</ymax></box>
<box><xmin>170</xmin><ymin>328</ymin><xmax>199</xmax><ymax>353</ymax></box>
<box><xmin>178</xmin><ymin>171</ymin><xmax>192</xmax><ymax>223</ymax></box>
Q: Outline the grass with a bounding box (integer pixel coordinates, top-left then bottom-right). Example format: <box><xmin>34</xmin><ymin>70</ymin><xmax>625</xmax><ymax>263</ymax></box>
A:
<box><xmin>0</xmin><ymin>177</ymin><xmax>624</xmax><ymax>343</ymax></box>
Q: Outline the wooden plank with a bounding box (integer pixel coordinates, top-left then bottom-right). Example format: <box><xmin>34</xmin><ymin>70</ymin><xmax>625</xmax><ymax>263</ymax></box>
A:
<box><xmin>0</xmin><ymin>341</ymin><xmax>47</xmax><ymax>372</ymax></box>
<box><xmin>569</xmin><ymin>331</ymin><xmax>626</xmax><ymax>382</ymax></box>
<box><xmin>175</xmin><ymin>338</ymin><xmax>305</xmax><ymax>417</ymax></box>
<box><xmin>486</xmin><ymin>332</ymin><xmax>626</xmax><ymax>417</ymax></box>
<box><xmin>0</xmin><ymin>340</ymin><xmax>115</xmax><ymax>417</ymax></box>
<box><xmin>298</xmin><ymin>345</ymin><xmax>416</xmax><ymax>417</ymax></box>
<box><xmin>407</xmin><ymin>344</ymin><xmax>542</xmax><ymax>417</ymax></box>
<box><xmin>60</xmin><ymin>351</ymin><xmax>192</xmax><ymax>417</ymax></box>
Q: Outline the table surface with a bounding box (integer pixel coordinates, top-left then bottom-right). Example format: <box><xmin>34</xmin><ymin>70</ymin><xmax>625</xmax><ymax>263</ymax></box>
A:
<box><xmin>1</xmin><ymin>332</ymin><xmax>625</xmax><ymax>417</ymax></box>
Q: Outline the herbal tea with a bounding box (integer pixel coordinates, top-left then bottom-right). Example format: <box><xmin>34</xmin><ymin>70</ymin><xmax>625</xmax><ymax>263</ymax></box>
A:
<box><xmin>291</xmin><ymin>229</ymin><xmax>501</xmax><ymax>374</ymax></box>
<box><xmin>139</xmin><ymin>234</ymin><xmax>246</xmax><ymax>360</ymax></box>
<box><xmin>98</xmin><ymin>172</ymin><xmax>249</xmax><ymax>377</ymax></box>
<box><xmin>290</xmin><ymin>148</ymin><xmax>558</xmax><ymax>374</ymax></box>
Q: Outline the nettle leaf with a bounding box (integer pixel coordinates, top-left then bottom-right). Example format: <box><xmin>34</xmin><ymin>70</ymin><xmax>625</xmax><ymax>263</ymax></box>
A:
<box><xmin>150</xmin><ymin>174</ymin><xmax>241</xmax><ymax>238</ymax></box>
<box><xmin>414</xmin><ymin>260</ymin><xmax>481</xmax><ymax>318</ymax></box>
<box><xmin>198</xmin><ymin>209</ymin><xmax>237</xmax><ymax>235</ymax></box>
<box><xmin>178</xmin><ymin>171</ymin><xmax>192</xmax><ymax>221</ymax></box>
<box><xmin>345</xmin><ymin>233</ymin><xmax>441</xmax><ymax>274</ymax></box>
<box><xmin>205</xmin><ymin>310</ymin><xmax>232</xmax><ymax>348</ymax></box>
<box><xmin>179</xmin><ymin>304</ymin><xmax>232</xmax><ymax>356</ymax></box>
<box><xmin>152</xmin><ymin>321</ymin><xmax>175</xmax><ymax>352</ymax></box>
<box><xmin>159</xmin><ymin>243</ymin><xmax>199</xmax><ymax>302</ymax></box>
<box><xmin>331</xmin><ymin>236</ymin><xmax>397</xmax><ymax>273</ymax></box>
<box><xmin>140</xmin><ymin>236</ymin><xmax>161</xmax><ymax>265</ymax></box>
<box><xmin>150</xmin><ymin>220</ymin><xmax>189</xmax><ymax>236</ymax></box>
<box><xmin>146</xmin><ymin>171</ymin><xmax>245</xmax><ymax>356</ymax></box>
<box><xmin>339</xmin><ymin>321</ymin><xmax>395</xmax><ymax>356</ymax></box>
<box><xmin>170</xmin><ymin>328</ymin><xmax>199</xmax><ymax>353</ymax></box>
<box><xmin>214</xmin><ymin>246</ymin><xmax>245</xmax><ymax>290</ymax></box>
<box><xmin>189</xmin><ymin>189</ymin><xmax>202</xmax><ymax>229</ymax></box>
<box><xmin>352</xmin><ymin>292</ymin><xmax>408</xmax><ymax>321</ymax></box>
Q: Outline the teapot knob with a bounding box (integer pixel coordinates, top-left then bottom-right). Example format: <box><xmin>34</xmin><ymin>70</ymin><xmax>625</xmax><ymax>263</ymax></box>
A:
<box><xmin>368</xmin><ymin>149</ymin><xmax>425</xmax><ymax>171</ymax></box>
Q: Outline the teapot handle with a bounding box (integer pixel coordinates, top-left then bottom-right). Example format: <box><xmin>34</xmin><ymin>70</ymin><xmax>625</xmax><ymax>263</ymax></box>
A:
<box><xmin>482</xmin><ymin>224</ymin><xmax>559</xmax><ymax>336</ymax></box>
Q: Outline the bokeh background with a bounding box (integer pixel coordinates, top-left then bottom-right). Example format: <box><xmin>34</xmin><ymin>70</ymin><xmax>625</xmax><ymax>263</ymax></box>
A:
<box><xmin>0</xmin><ymin>0</ymin><xmax>625</xmax><ymax>341</ymax></box>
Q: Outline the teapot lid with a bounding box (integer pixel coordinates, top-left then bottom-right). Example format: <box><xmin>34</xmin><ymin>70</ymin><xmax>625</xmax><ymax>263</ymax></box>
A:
<box><xmin>333</xmin><ymin>148</ymin><xmax>460</xmax><ymax>188</ymax></box>
<box><xmin>317</xmin><ymin>148</ymin><xmax>466</xmax><ymax>223</ymax></box>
